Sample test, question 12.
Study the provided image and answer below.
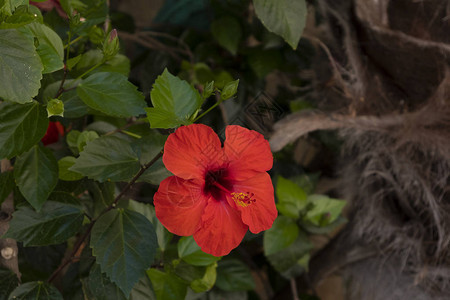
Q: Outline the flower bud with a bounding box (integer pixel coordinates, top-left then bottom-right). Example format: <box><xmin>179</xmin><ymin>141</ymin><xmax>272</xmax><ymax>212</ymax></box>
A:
<box><xmin>102</xmin><ymin>29</ymin><xmax>119</xmax><ymax>61</ymax></box>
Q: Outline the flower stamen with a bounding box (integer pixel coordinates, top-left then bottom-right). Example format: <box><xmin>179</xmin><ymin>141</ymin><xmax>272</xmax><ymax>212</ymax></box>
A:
<box><xmin>231</xmin><ymin>192</ymin><xmax>256</xmax><ymax>207</ymax></box>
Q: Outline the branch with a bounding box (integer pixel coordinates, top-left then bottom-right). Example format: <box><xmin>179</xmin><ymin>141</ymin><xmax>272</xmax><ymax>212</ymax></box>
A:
<box><xmin>47</xmin><ymin>149</ymin><xmax>164</xmax><ymax>283</ymax></box>
<box><xmin>290</xmin><ymin>278</ymin><xmax>300</xmax><ymax>300</ymax></box>
<box><xmin>110</xmin><ymin>150</ymin><xmax>164</xmax><ymax>209</ymax></box>
<box><xmin>119</xmin><ymin>31</ymin><xmax>192</xmax><ymax>62</ymax></box>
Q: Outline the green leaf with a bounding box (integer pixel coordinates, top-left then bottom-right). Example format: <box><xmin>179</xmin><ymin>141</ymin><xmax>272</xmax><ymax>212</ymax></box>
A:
<box><xmin>178</xmin><ymin>236</ymin><xmax>221</xmax><ymax>266</ymax></box>
<box><xmin>146</xmin><ymin>269</ymin><xmax>188</xmax><ymax>300</ymax></box>
<box><xmin>265</xmin><ymin>229</ymin><xmax>313</xmax><ymax>278</ymax></box>
<box><xmin>172</xmin><ymin>259</ymin><xmax>205</xmax><ymax>283</ymax></box>
<box><xmin>98</xmin><ymin>54</ymin><xmax>131</xmax><ymax>76</ymax></box>
<box><xmin>247</xmin><ymin>48</ymin><xmax>281</xmax><ymax>78</ymax></box>
<box><xmin>304</xmin><ymin>195</ymin><xmax>346</xmax><ymax>226</ymax></box>
<box><xmin>0</xmin><ymin>5</ymin><xmax>42</xmax><ymax>28</ymax></box>
<box><xmin>8</xmin><ymin>281</ymin><xmax>63</xmax><ymax>300</ymax></box>
<box><xmin>127</xmin><ymin>200</ymin><xmax>172</xmax><ymax>252</ymax></box>
<box><xmin>0</xmin><ymin>101</ymin><xmax>48</xmax><ymax>159</ymax></box>
<box><xmin>72</xmin><ymin>0</ymin><xmax>107</xmax><ymax>33</ymax></box>
<box><xmin>215</xmin><ymin>259</ymin><xmax>255</xmax><ymax>291</ymax></box>
<box><xmin>47</xmin><ymin>191</ymin><xmax>80</xmax><ymax>205</ymax></box>
<box><xmin>0</xmin><ymin>28</ymin><xmax>43</xmax><ymax>103</ymax></box>
<box><xmin>46</xmin><ymin>99</ymin><xmax>64</xmax><ymax>117</ymax></box>
<box><xmin>132</xmin><ymin>132</ymin><xmax>169</xmax><ymax>185</ymax></box>
<box><xmin>129</xmin><ymin>276</ymin><xmax>157</xmax><ymax>300</ymax></box>
<box><xmin>77</xmin><ymin>72</ymin><xmax>146</xmax><ymax>118</ymax></box>
<box><xmin>66</xmin><ymin>54</ymin><xmax>81</xmax><ymax>70</ymax></box>
<box><xmin>263</xmin><ymin>216</ymin><xmax>299</xmax><ymax>256</ymax></box>
<box><xmin>0</xmin><ymin>171</ymin><xmax>14</xmax><ymax>205</ymax></box>
<box><xmin>90</xmin><ymin>209</ymin><xmax>158</xmax><ymax>296</ymax></box>
<box><xmin>147</xmin><ymin>68</ymin><xmax>203</xmax><ymax>129</ymax></box>
<box><xmin>210</xmin><ymin>16</ymin><xmax>242</xmax><ymax>55</ymax></box>
<box><xmin>2</xmin><ymin>201</ymin><xmax>84</xmax><ymax>246</ymax></box>
<box><xmin>253</xmin><ymin>0</ymin><xmax>307</xmax><ymax>49</ymax></box>
<box><xmin>70</xmin><ymin>136</ymin><xmax>141</xmax><ymax>182</ymax></box>
<box><xmin>14</xmin><ymin>145</ymin><xmax>58</xmax><ymax>210</ymax></box>
<box><xmin>276</xmin><ymin>176</ymin><xmax>308</xmax><ymax>219</ymax></box>
<box><xmin>66</xmin><ymin>130</ymin><xmax>80</xmax><ymax>155</ymax></box>
<box><xmin>190</xmin><ymin>262</ymin><xmax>217</xmax><ymax>293</ymax></box>
<box><xmin>301</xmin><ymin>216</ymin><xmax>347</xmax><ymax>235</ymax></box>
<box><xmin>0</xmin><ymin>0</ymin><xmax>27</xmax><ymax>16</ymax></box>
<box><xmin>0</xmin><ymin>267</ymin><xmax>18</xmax><ymax>300</ymax></box>
<box><xmin>83</xmin><ymin>181</ymin><xmax>115</xmax><ymax>219</ymax></box>
<box><xmin>26</xmin><ymin>22</ymin><xmax>64</xmax><ymax>73</ymax></box>
<box><xmin>76</xmin><ymin>130</ymin><xmax>99</xmax><ymax>152</ymax></box>
<box><xmin>213</xmin><ymin>70</ymin><xmax>234</xmax><ymax>89</ymax></box>
<box><xmin>62</xmin><ymin>89</ymin><xmax>91</xmax><ymax>118</ymax></box>
<box><xmin>58</xmin><ymin>156</ymin><xmax>84</xmax><ymax>181</ymax></box>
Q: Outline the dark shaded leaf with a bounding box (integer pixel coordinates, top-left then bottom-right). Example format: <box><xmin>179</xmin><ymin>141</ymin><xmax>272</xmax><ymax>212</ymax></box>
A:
<box><xmin>14</xmin><ymin>145</ymin><xmax>58</xmax><ymax>210</ymax></box>
<box><xmin>0</xmin><ymin>267</ymin><xmax>19</xmax><ymax>300</ymax></box>
<box><xmin>3</xmin><ymin>201</ymin><xmax>83</xmax><ymax>246</ymax></box>
<box><xmin>265</xmin><ymin>229</ymin><xmax>313</xmax><ymax>278</ymax></box>
<box><xmin>178</xmin><ymin>236</ymin><xmax>220</xmax><ymax>267</ymax></box>
<box><xmin>132</xmin><ymin>132</ymin><xmax>170</xmax><ymax>185</ymax></box>
<box><xmin>71</xmin><ymin>136</ymin><xmax>141</xmax><ymax>182</ymax></box>
<box><xmin>127</xmin><ymin>200</ymin><xmax>173</xmax><ymax>251</ymax></box>
<box><xmin>215</xmin><ymin>259</ymin><xmax>254</xmax><ymax>291</ymax></box>
<box><xmin>211</xmin><ymin>16</ymin><xmax>242</xmax><ymax>55</ymax></box>
<box><xmin>82</xmin><ymin>263</ymin><xmax>127</xmax><ymax>300</ymax></box>
<box><xmin>0</xmin><ymin>171</ymin><xmax>14</xmax><ymax>205</ymax></box>
<box><xmin>8</xmin><ymin>281</ymin><xmax>63</xmax><ymax>300</ymax></box>
<box><xmin>146</xmin><ymin>269</ymin><xmax>188</xmax><ymax>300</ymax></box>
<box><xmin>91</xmin><ymin>209</ymin><xmax>157</xmax><ymax>296</ymax></box>
<box><xmin>0</xmin><ymin>102</ymin><xmax>48</xmax><ymax>159</ymax></box>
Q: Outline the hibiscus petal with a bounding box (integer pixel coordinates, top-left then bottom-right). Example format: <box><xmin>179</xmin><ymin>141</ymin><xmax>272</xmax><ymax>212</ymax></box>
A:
<box><xmin>163</xmin><ymin>124</ymin><xmax>224</xmax><ymax>180</ymax></box>
<box><xmin>154</xmin><ymin>176</ymin><xmax>208</xmax><ymax>236</ymax></box>
<box><xmin>228</xmin><ymin>172</ymin><xmax>277</xmax><ymax>233</ymax></box>
<box><xmin>224</xmin><ymin>125</ymin><xmax>273</xmax><ymax>181</ymax></box>
<box><xmin>194</xmin><ymin>200</ymin><xmax>248</xmax><ymax>257</ymax></box>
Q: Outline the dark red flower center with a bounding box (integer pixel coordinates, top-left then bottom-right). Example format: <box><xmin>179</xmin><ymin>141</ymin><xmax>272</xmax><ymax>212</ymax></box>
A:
<box><xmin>204</xmin><ymin>168</ymin><xmax>231</xmax><ymax>201</ymax></box>
<box><xmin>204</xmin><ymin>167</ymin><xmax>256</xmax><ymax>207</ymax></box>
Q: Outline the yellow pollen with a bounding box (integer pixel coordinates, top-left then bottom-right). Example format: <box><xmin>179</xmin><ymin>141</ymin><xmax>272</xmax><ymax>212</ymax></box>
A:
<box><xmin>231</xmin><ymin>192</ymin><xmax>256</xmax><ymax>207</ymax></box>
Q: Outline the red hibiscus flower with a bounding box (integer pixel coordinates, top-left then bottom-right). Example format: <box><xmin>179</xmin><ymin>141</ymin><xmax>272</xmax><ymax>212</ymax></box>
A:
<box><xmin>154</xmin><ymin>124</ymin><xmax>277</xmax><ymax>256</ymax></box>
<box><xmin>41</xmin><ymin>121</ymin><xmax>65</xmax><ymax>146</ymax></box>
<box><xmin>30</xmin><ymin>0</ymin><xmax>67</xmax><ymax>18</ymax></box>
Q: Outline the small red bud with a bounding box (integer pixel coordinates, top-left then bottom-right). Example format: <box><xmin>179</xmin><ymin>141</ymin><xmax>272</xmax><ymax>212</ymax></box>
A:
<box><xmin>109</xmin><ymin>29</ymin><xmax>118</xmax><ymax>42</ymax></box>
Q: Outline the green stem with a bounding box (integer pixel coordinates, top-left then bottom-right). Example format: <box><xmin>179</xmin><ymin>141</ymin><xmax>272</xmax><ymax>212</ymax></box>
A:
<box><xmin>121</xmin><ymin>130</ymin><xmax>142</xmax><ymax>139</ymax></box>
<box><xmin>193</xmin><ymin>99</ymin><xmax>222</xmax><ymax>122</ymax></box>
<box><xmin>65</xmin><ymin>32</ymin><xmax>72</xmax><ymax>62</ymax></box>
<box><xmin>76</xmin><ymin>62</ymin><xmax>103</xmax><ymax>80</ymax></box>
<box><xmin>64</xmin><ymin>35</ymin><xmax>83</xmax><ymax>49</ymax></box>
<box><xmin>63</xmin><ymin>62</ymin><xmax>104</xmax><ymax>90</ymax></box>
